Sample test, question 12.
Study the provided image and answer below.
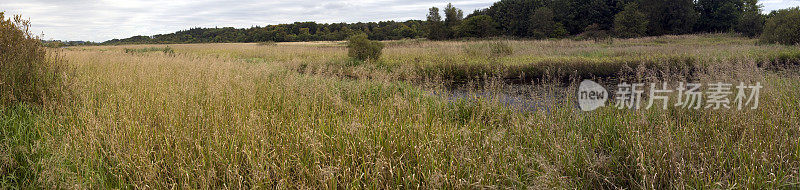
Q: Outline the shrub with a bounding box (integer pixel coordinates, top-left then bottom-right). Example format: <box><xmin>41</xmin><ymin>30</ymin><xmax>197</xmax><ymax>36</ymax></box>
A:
<box><xmin>0</xmin><ymin>12</ymin><xmax>70</xmax><ymax>107</ymax></box>
<box><xmin>581</xmin><ymin>23</ymin><xmax>610</xmax><ymax>42</ymax></box>
<box><xmin>613</xmin><ymin>3</ymin><xmax>648</xmax><ymax>38</ymax></box>
<box><xmin>347</xmin><ymin>34</ymin><xmax>384</xmax><ymax>61</ymax></box>
<box><xmin>761</xmin><ymin>7</ymin><xmax>800</xmax><ymax>45</ymax></box>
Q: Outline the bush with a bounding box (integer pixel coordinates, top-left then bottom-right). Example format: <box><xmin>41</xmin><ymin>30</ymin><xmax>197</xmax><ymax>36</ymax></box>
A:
<box><xmin>0</xmin><ymin>12</ymin><xmax>70</xmax><ymax>107</ymax></box>
<box><xmin>347</xmin><ymin>34</ymin><xmax>384</xmax><ymax>61</ymax></box>
<box><xmin>761</xmin><ymin>7</ymin><xmax>800</xmax><ymax>45</ymax></box>
<box><xmin>581</xmin><ymin>23</ymin><xmax>610</xmax><ymax>42</ymax></box>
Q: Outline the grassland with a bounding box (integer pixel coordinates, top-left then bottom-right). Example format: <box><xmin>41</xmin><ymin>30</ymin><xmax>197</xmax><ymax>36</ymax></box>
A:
<box><xmin>2</xmin><ymin>34</ymin><xmax>800</xmax><ymax>189</ymax></box>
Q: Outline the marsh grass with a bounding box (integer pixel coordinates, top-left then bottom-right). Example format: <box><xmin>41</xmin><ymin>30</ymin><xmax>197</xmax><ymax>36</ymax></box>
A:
<box><xmin>6</xmin><ymin>33</ymin><xmax>798</xmax><ymax>188</ymax></box>
<box><xmin>124</xmin><ymin>46</ymin><xmax>176</xmax><ymax>56</ymax></box>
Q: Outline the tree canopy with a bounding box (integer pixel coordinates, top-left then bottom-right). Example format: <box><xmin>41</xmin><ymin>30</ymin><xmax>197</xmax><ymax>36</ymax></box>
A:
<box><xmin>102</xmin><ymin>0</ymin><xmax>781</xmax><ymax>45</ymax></box>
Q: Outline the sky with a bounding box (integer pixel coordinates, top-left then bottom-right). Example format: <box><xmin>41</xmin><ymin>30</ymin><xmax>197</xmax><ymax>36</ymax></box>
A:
<box><xmin>2</xmin><ymin>0</ymin><xmax>799</xmax><ymax>42</ymax></box>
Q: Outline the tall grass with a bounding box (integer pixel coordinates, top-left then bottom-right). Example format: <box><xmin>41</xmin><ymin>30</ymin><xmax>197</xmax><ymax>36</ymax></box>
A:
<box><xmin>6</xmin><ymin>34</ymin><xmax>798</xmax><ymax>188</ymax></box>
<box><xmin>1</xmin><ymin>12</ymin><xmax>71</xmax><ymax>188</ymax></box>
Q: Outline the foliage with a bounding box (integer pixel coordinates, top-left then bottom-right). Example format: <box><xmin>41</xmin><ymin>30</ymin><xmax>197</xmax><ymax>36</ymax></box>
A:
<box><xmin>528</xmin><ymin>7</ymin><xmax>567</xmax><ymax>39</ymax></box>
<box><xmin>443</xmin><ymin>3</ymin><xmax>464</xmax><ymax>39</ymax></box>
<box><xmin>638</xmin><ymin>0</ymin><xmax>698</xmax><ymax>35</ymax></box>
<box><xmin>486</xmin><ymin>0</ymin><xmax>547</xmax><ymax>37</ymax></box>
<box><xmin>456</xmin><ymin>15</ymin><xmax>498</xmax><ymax>38</ymax></box>
<box><xmin>0</xmin><ymin>12</ymin><xmax>69</xmax><ymax>107</ymax></box>
<box><xmin>695</xmin><ymin>0</ymin><xmax>745</xmax><ymax>32</ymax></box>
<box><xmin>735</xmin><ymin>0</ymin><xmax>765</xmax><ymax>37</ymax></box>
<box><xmin>99</xmin><ymin>0</ymin><xmax>775</xmax><ymax>43</ymax></box>
<box><xmin>760</xmin><ymin>7</ymin><xmax>800</xmax><ymax>45</ymax></box>
<box><xmin>614</xmin><ymin>3</ymin><xmax>649</xmax><ymax>38</ymax></box>
<box><xmin>581</xmin><ymin>23</ymin><xmax>610</xmax><ymax>42</ymax></box>
<box><xmin>104</xmin><ymin>20</ymin><xmax>426</xmax><ymax>44</ymax></box>
<box><xmin>347</xmin><ymin>34</ymin><xmax>384</xmax><ymax>61</ymax></box>
<box><xmin>426</xmin><ymin>7</ymin><xmax>448</xmax><ymax>40</ymax></box>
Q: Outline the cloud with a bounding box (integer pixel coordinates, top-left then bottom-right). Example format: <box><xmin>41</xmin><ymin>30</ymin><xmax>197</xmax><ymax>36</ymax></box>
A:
<box><xmin>2</xmin><ymin>0</ymin><xmax>799</xmax><ymax>42</ymax></box>
<box><xmin>762</xmin><ymin>0</ymin><xmax>800</xmax><ymax>13</ymax></box>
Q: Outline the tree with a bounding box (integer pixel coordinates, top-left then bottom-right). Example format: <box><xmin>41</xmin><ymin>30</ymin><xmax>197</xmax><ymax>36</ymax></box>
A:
<box><xmin>427</xmin><ymin>7</ymin><xmax>447</xmax><ymax>40</ymax></box>
<box><xmin>394</xmin><ymin>24</ymin><xmax>417</xmax><ymax>39</ymax></box>
<box><xmin>443</xmin><ymin>3</ymin><xmax>464</xmax><ymax>39</ymax></box>
<box><xmin>486</xmin><ymin>0</ymin><xmax>547</xmax><ymax>36</ymax></box>
<box><xmin>760</xmin><ymin>7</ymin><xmax>800</xmax><ymax>45</ymax></box>
<box><xmin>614</xmin><ymin>3</ymin><xmax>648</xmax><ymax>38</ymax></box>
<box><xmin>528</xmin><ymin>7</ymin><xmax>567</xmax><ymax>39</ymax></box>
<box><xmin>347</xmin><ymin>34</ymin><xmax>384</xmax><ymax>61</ymax></box>
<box><xmin>734</xmin><ymin>0</ymin><xmax>764</xmax><ymax>37</ymax></box>
<box><xmin>444</xmin><ymin>3</ymin><xmax>464</xmax><ymax>27</ymax></box>
<box><xmin>639</xmin><ymin>0</ymin><xmax>698</xmax><ymax>35</ymax></box>
<box><xmin>456</xmin><ymin>15</ymin><xmax>499</xmax><ymax>38</ymax></box>
<box><xmin>695</xmin><ymin>0</ymin><xmax>744</xmax><ymax>32</ymax></box>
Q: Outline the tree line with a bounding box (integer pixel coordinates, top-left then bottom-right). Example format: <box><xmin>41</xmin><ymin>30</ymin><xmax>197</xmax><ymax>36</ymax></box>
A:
<box><xmin>102</xmin><ymin>21</ymin><xmax>425</xmax><ymax>44</ymax></box>
<box><xmin>98</xmin><ymin>0</ymin><xmax>792</xmax><ymax>45</ymax></box>
<box><xmin>432</xmin><ymin>0</ymin><xmax>766</xmax><ymax>40</ymax></box>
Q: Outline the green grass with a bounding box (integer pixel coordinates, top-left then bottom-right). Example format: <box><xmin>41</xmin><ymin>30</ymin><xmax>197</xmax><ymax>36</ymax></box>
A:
<box><xmin>1</xmin><ymin>105</ymin><xmax>46</xmax><ymax>188</ymax></box>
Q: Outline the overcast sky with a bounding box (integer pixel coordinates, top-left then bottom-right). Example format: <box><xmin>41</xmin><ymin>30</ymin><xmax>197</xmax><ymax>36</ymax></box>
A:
<box><xmin>2</xmin><ymin>0</ymin><xmax>799</xmax><ymax>42</ymax></box>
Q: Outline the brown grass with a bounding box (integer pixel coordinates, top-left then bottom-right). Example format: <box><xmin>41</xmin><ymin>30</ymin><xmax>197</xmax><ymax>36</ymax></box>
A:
<box><xmin>2</xmin><ymin>33</ymin><xmax>798</xmax><ymax>189</ymax></box>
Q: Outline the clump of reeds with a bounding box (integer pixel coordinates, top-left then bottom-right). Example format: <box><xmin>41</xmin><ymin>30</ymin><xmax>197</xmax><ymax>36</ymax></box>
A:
<box><xmin>0</xmin><ymin>12</ymin><xmax>70</xmax><ymax>107</ymax></box>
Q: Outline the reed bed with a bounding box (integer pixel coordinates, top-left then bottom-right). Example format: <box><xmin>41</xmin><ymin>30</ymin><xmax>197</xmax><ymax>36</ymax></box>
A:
<box><xmin>2</xmin><ymin>34</ymin><xmax>799</xmax><ymax>189</ymax></box>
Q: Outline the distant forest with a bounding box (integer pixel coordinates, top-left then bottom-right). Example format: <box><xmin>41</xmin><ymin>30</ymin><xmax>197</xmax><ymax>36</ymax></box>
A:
<box><xmin>100</xmin><ymin>0</ymin><xmax>771</xmax><ymax>44</ymax></box>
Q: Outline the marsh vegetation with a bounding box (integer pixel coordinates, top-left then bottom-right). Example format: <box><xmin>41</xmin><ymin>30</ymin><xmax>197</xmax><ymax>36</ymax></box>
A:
<box><xmin>3</xmin><ymin>29</ymin><xmax>800</xmax><ymax>188</ymax></box>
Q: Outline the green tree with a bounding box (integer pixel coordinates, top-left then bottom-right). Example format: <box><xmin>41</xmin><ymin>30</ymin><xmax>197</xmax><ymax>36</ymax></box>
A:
<box><xmin>695</xmin><ymin>0</ymin><xmax>745</xmax><ymax>32</ymax></box>
<box><xmin>614</xmin><ymin>3</ymin><xmax>649</xmax><ymax>38</ymax></box>
<box><xmin>528</xmin><ymin>7</ymin><xmax>567</xmax><ymax>39</ymax></box>
<box><xmin>486</xmin><ymin>0</ymin><xmax>547</xmax><ymax>36</ymax></box>
<box><xmin>443</xmin><ymin>3</ymin><xmax>464</xmax><ymax>39</ymax></box>
<box><xmin>735</xmin><ymin>0</ymin><xmax>764</xmax><ymax>37</ymax></box>
<box><xmin>427</xmin><ymin>7</ymin><xmax>447</xmax><ymax>40</ymax></box>
<box><xmin>639</xmin><ymin>0</ymin><xmax>698</xmax><ymax>35</ymax></box>
<box><xmin>760</xmin><ymin>7</ymin><xmax>800</xmax><ymax>45</ymax></box>
<box><xmin>444</xmin><ymin>3</ymin><xmax>464</xmax><ymax>27</ymax></box>
<box><xmin>347</xmin><ymin>34</ymin><xmax>384</xmax><ymax>61</ymax></box>
<box><xmin>394</xmin><ymin>24</ymin><xmax>417</xmax><ymax>39</ymax></box>
<box><xmin>456</xmin><ymin>15</ymin><xmax>498</xmax><ymax>38</ymax></box>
